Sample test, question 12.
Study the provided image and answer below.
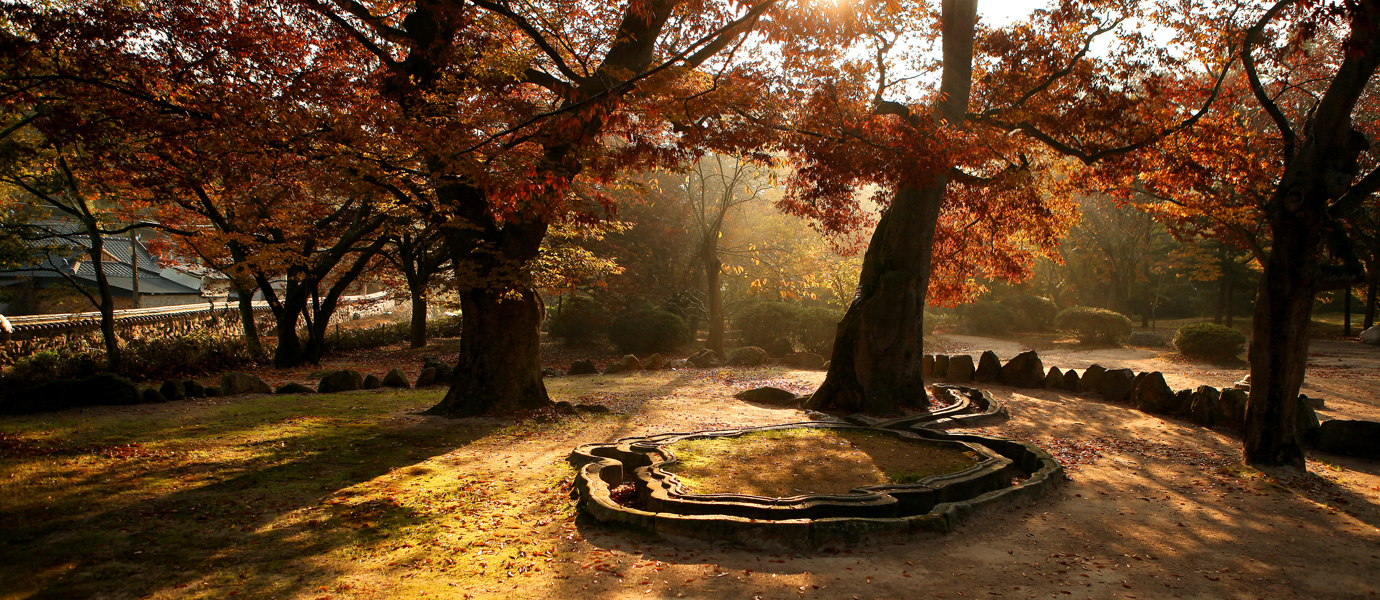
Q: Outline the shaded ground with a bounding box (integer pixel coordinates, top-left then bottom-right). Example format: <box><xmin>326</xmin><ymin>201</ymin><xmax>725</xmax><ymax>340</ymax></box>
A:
<box><xmin>2</xmin><ymin>335</ymin><xmax>1378</xmax><ymax>599</ymax></box>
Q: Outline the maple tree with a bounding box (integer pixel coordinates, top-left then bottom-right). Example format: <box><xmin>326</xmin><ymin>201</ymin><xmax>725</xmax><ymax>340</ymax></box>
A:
<box><xmin>752</xmin><ymin>0</ymin><xmax>1227</xmax><ymax>414</ymax></box>
<box><xmin>300</xmin><ymin>0</ymin><xmax>787</xmax><ymax>416</ymax></box>
<box><xmin>1110</xmin><ymin>0</ymin><xmax>1380</xmax><ymax>467</ymax></box>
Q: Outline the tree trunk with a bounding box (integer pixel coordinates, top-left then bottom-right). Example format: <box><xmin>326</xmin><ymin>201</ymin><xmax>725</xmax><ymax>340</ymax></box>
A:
<box><xmin>409</xmin><ymin>291</ymin><xmax>428</xmax><ymax>349</ymax></box>
<box><xmin>272</xmin><ymin>303</ymin><xmax>306</xmax><ymax>368</ymax></box>
<box><xmin>805</xmin><ymin>0</ymin><xmax>977</xmax><ymax>415</ymax></box>
<box><xmin>1343</xmin><ymin>289</ymin><xmax>1353</xmax><ymax>337</ymax></box>
<box><xmin>1244</xmin><ymin>211</ymin><xmax>1318</xmax><ymax>469</ymax></box>
<box><xmin>232</xmin><ymin>278</ymin><xmax>264</xmax><ymax>358</ymax></box>
<box><xmin>703</xmin><ymin>244</ymin><xmax>724</xmax><ymax>355</ymax></box>
<box><xmin>1214</xmin><ymin>276</ymin><xmax>1226</xmax><ymax>324</ymax></box>
<box><xmin>1366</xmin><ymin>278</ymin><xmax>1376</xmax><ymax>329</ymax></box>
<box><xmin>426</xmin><ymin>188</ymin><xmax>552</xmax><ymax>417</ymax></box>
<box><xmin>806</xmin><ymin>184</ymin><xmax>945</xmax><ymax>414</ymax></box>
<box><xmin>88</xmin><ymin>228</ymin><xmax>121</xmax><ymax>369</ymax></box>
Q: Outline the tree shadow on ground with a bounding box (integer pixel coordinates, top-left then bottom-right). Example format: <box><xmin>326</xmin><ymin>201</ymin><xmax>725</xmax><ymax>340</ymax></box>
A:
<box><xmin>0</xmin><ymin>410</ymin><xmax>499</xmax><ymax>599</ymax></box>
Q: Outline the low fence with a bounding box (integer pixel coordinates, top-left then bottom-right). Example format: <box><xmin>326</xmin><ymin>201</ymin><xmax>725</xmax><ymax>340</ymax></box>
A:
<box><xmin>0</xmin><ymin>292</ymin><xmax>395</xmax><ymax>365</ymax></box>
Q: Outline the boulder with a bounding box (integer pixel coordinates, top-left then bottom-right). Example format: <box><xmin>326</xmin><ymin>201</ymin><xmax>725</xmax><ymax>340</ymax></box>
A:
<box><xmin>142</xmin><ymin>388</ymin><xmax>168</xmax><ymax>404</ymax></box>
<box><xmin>362</xmin><ymin>374</ymin><xmax>382</xmax><ymax>390</ymax></box>
<box><xmin>726</xmin><ymin>346</ymin><xmax>769</xmax><ymax>366</ymax></box>
<box><xmin>1000</xmin><ymin>351</ymin><xmax>1045</xmax><ymax>388</ymax></box>
<box><xmin>220</xmin><ymin>372</ymin><xmax>273</xmax><ymax>396</ymax></box>
<box><xmin>922</xmin><ymin>355</ymin><xmax>935</xmax><ymax>377</ymax></box>
<box><xmin>318</xmin><ymin>370</ymin><xmax>364</xmax><ymax>394</ymax></box>
<box><xmin>1126</xmin><ymin>332</ymin><xmax>1167</xmax><ymax>348</ymax></box>
<box><xmin>1361</xmin><ymin>325</ymin><xmax>1380</xmax><ymax>345</ymax></box>
<box><xmin>946</xmin><ymin>354</ymin><xmax>975</xmax><ymax>382</ymax></box>
<box><xmin>383</xmin><ymin>368</ymin><xmax>410</xmax><ymax>388</ymax></box>
<box><xmin>1081</xmin><ymin>365</ymin><xmax>1106</xmax><ymax>394</ymax></box>
<box><xmin>604</xmin><ymin>362</ymin><xmax>627</xmax><ymax>375</ymax></box>
<box><xmin>733</xmin><ymin>386</ymin><xmax>801</xmax><ymax>406</ymax></box>
<box><xmin>159</xmin><ymin>379</ymin><xmax>186</xmax><ymax>402</ymax></box>
<box><xmin>1214</xmin><ymin>388</ymin><xmax>1248</xmax><ymax>430</ymax></box>
<box><xmin>643</xmin><ymin>353</ymin><xmax>665</xmax><ymax>370</ymax></box>
<box><xmin>689</xmin><ymin>349</ymin><xmax>724</xmax><ymax>368</ymax></box>
<box><xmin>1170</xmin><ymin>389</ymin><xmax>1194</xmax><ymax>417</ymax></box>
<box><xmin>276</xmin><ymin>383</ymin><xmax>315</xmax><ymax>394</ymax></box>
<box><xmin>1131</xmin><ymin>371</ymin><xmax>1175</xmax><ymax>414</ymax></box>
<box><xmin>421</xmin><ymin>356</ymin><xmax>455</xmax><ymax>384</ymax></box>
<box><xmin>415</xmin><ymin>367</ymin><xmax>438</xmax><ymax>388</ymax></box>
<box><xmin>567</xmin><ymin>360</ymin><xmax>598</xmax><ymax>375</ymax></box>
<box><xmin>1061</xmin><ymin>370</ymin><xmax>1081</xmax><ymax>393</ymax></box>
<box><xmin>541</xmin><ymin>366</ymin><xmax>559</xmax><ymax>378</ymax></box>
<box><xmin>1316</xmin><ymin>420</ymin><xmax>1380</xmax><ymax>458</ymax></box>
<box><xmin>787</xmin><ymin>352</ymin><xmax>826</xmax><ymax>370</ymax></box>
<box><xmin>668</xmin><ymin>358</ymin><xmax>692</xmax><ymax>369</ymax></box>
<box><xmin>1186</xmin><ymin>386</ymin><xmax>1219</xmax><ymax>427</ymax></box>
<box><xmin>1098</xmin><ymin>369</ymin><xmax>1136</xmax><ymax>404</ymax></box>
<box><xmin>553</xmin><ymin>400</ymin><xmax>580</xmax><ymax>415</ymax></box>
<box><xmin>974</xmin><ymin>351</ymin><xmax>1001</xmax><ymax>383</ymax></box>
<box><xmin>204</xmin><ymin>386</ymin><xmax>222</xmax><ymax>397</ymax></box>
<box><xmin>620</xmin><ymin>354</ymin><xmax>643</xmax><ymax>371</ymax></box>
<box><xmin>1042</xmin><ymin>367</ymin><xmax>1065</xmax><ymax>389</ymax></box>
<box><xmin>1189</xmin><ymin>386</ymin><xmax>1219</xmax><ymax>427</ymax></box>
<box><xmin>183</xmin><ymin>380</ymin><xmax>206</xmax><ymax>398</ymax></box>
<box><xmin>932</xmin><ymin>355</ymin><xmax>950</xmax><ymax>378</ymax></box>
<box><xmin>1300</xmin><ymin>394</ymin><xmax>1325</xmax><ymax>410</ymax></box>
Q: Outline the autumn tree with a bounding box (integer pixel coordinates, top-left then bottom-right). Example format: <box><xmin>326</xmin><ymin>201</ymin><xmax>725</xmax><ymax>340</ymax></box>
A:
<box><xmin>300</xmin><ymin>0</ymin><xmax>784</xmax><ymax>416</ymax></box>
<box><xmin>764</xmin><ymin>0</ymin><xmax>1224</xmax><ymax>414</ymax></box>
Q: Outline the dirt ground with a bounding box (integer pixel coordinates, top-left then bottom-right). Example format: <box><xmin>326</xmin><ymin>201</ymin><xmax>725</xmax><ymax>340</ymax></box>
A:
<box><xmin>4</xmin><ymin>334</ymin><xmax>1380</xmax><ymax>599</ymax></box>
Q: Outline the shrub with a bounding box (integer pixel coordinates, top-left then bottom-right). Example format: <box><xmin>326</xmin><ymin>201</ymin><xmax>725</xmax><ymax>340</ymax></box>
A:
<box><xmin>607</xmin><ymin>309</ymin><xmax>689</xmax><ymax>353</ymax></box>
<box><xmin>796</xmin><ymin>306</ymin><xmax>843</xmax><ymax>355</ymax></box>
<box><xmin>1000</xmin><ymin>294</ymin><xmax>1059</xmax><ymax>330</ymax></box>
<box><xmin>1173</xmin><ymin>323</ymin><xmax>1246</xmax><ymax>362</ymax></box>
<box><xmin>1054</xmin><ymin>307</ymin><xmax>1133</xmax><ymax>343</ymax></box>
<box><xmin>736</xmin><ymin>302</ymin><xmax>802</xmax><ymax>355</ymax></box>
<box><xmin>962</xmin><ymin>301</ymin><xmax>1022</xmax><ymax>336</ymax></box>
<box><xmin>547</xmin><ymin>297</ymin><xmax>609</xmax><ymax>345</ymax></box>
<box><xmin>324</xmin><ymin>315</ymin><xmax>462</xmax><ymax>352</ymax></box>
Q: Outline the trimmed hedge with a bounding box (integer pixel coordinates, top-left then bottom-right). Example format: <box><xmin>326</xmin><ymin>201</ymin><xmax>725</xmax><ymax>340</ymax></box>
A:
<box><xmin>1173</xmin><ymin>323</ymin><xmax>1246</xmax><ymax>362</ymax></box>
<box><xmin>962</xmin><ymin>301</ymin><xmax>1022</xmax><ymax>335</ymax></box>
<box><xmin>1001</xmin><ymin>294</ymin><xmax>1058</xmax><ymax>330</ymax></box>
<box><xmin>736</xmin><ymin>302</ymin><xmax>842</xmax><ymax>356</ymax></box>
<box><xmin>547</xmin><ymin>296</ymin><xmax>609</xmax><ymax>345</ymax></box>
<box><xmin>608</xmin><ymin>309</ymin><xmax>689</xmax><ymax>353</ymax></box>
<box><xmin>1054</xmin><ymin>307</ymin><xmax>1132</xmax><ymax>343</ymax></box>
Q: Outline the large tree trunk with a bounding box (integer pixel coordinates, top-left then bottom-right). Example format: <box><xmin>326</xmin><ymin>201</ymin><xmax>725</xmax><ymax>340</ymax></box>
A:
<box><xmin>703</xmin><ymin>244</ymin><xmax>724</xmax><ymax>355</ymax></box>
<box><xmin>426</xmin><ymin>188</ymin><xmax>552</xmax><ymax>417</ymax></box>
<box><xmin>806</xmin><ymin>184</ymin><xmax>945</xmax><ymax>414</ymax></box>
<box><xmin>272</xmin><ymin>303</ymin><xmax>306</xmax><ymax>368</ymax></box>
<box><xmin>805</xmin><ymin>0</ymin><xmax>977</xmax><ymax>415</ymax></box>
<box><xmin>1243</xmin><ymin>213</ymin><xmax>1319</xmax><ymax>468</ymax></box>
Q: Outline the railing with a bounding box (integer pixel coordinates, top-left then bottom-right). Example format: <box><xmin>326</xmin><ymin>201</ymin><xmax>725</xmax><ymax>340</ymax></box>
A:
<box><xmin>1</xmin><ymin>292</ymin><xmax>391</xmax><ymax>341</ymax></box>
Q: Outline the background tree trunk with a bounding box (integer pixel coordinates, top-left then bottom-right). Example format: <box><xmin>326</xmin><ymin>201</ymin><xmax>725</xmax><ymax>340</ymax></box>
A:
<box><xmin>703</xmin><ymin>245</ymin><xmax>724</xmax><ymax>355</ymax></box>
<box><xmin>409</xmin><ymin>290</ymin><xmax>428</xmax><ymax>349</ymax></box>
<box><xmin>231</xmin><ymin>278</ymin><xmax>264</xmax><ymax>358</ymax></box>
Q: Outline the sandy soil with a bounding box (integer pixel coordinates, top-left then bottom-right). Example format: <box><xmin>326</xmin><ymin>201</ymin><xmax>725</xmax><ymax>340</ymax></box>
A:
<box><xmin>513</xmin><ymin>335</ymin><xmax>1380</xmax><ymax>600</ymax></box>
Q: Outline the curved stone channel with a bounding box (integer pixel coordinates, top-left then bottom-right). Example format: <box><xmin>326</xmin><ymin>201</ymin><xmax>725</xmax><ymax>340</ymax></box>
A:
<box><xmin>569</xmin><ymin>385</ymin><xmax>1062</xmax><ymax>550</ymax></box>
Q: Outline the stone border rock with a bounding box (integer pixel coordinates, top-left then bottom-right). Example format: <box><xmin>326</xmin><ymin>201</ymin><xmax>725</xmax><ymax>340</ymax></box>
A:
<box><xmin>569</xmin><ymin>421</ymin><xmax>1063</xmax><ymax>550</ymax></box>
<box><xmin>920</xmin><ymin>349</ymin><xmax>1377</xmax><ymax>459</ymax></box>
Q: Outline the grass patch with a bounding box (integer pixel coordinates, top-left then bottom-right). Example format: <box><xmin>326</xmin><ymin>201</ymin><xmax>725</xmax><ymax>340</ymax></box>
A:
<box><xmin>663</xmin><ymin>428</ymin><xmax>978</xmax><ymax>497</ymax></box>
